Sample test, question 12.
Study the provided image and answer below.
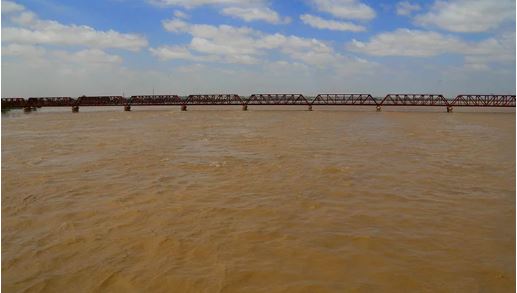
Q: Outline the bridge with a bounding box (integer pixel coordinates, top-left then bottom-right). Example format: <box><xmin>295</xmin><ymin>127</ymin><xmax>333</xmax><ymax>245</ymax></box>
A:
<box><xmin>2</xmin><ymin>94</ymin><xmax>515</xmax><ymax>113</ymax></box>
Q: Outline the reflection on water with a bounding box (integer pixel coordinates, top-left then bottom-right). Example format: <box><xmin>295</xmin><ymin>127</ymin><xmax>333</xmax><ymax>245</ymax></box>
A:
<box><xmin>2</xmin><ymin>107</ymin><xmax>515</xmax><ymax>292</ymax></box>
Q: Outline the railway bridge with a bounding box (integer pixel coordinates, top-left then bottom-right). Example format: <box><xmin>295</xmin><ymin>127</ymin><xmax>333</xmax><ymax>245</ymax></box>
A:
<box><xmin>2</xmin><ymin>94</ymin><xmax>515</xmax><ymax>113</ymax></box>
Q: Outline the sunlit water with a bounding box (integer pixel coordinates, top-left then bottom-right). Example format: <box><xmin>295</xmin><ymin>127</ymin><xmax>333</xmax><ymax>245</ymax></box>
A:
<box><xmin>2</xmin><ymin>107</ymin><xmax>515</xmax><ymax>292</ymax></box>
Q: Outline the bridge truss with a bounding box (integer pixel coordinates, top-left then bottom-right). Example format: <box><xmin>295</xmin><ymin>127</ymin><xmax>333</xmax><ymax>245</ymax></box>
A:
<box><xmin>311</xmin><ymin>94</ymin><xmax>378</xmax><ymax>105</ymax></box>
<box><xmin>2</xmin><ymin>93</ymin><xmax>515</xmax><ymax>112</ymax></box>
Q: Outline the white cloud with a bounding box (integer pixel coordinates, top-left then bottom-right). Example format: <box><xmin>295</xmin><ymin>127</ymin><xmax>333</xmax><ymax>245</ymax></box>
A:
<box><xmin>2</xmin><ymin>0</ymin><xmax>514</xmax><ymax>98</ymax></box>
<box><xmin>221</xmin><ymin>7</ymin><xmax>290</xmax><ymax>24</ymax></box>
<box><xmin>5</xmin><ymin>48</ymin><xmax>514</xmax><ymax>99</ymax></box>
<box><xmin>3</xmin><ymin>26</ymin><xmax>147</xmax><ymax>51</ymax></box>
<box><xmin>173</xmin><ymin>10</ymin><xmax>188</xmax><ymax>18</ymax></box>
<box><xmin>300</xmin><ymin>14</ymin><xmax>365</xmax><ymax>32</ymax></box>
<box><xmin>2</xmin><ymin>43</ymin><xmax>45</xmax><ymax>57</ymax></box>
<box><xmin>150</xmin><ymin>0</ymin><xmax>289</xmax><ymax>25</ymax></box>
<box><xmin>3</xmin><ymin>43</ymin><xmax>123</xmax><ymax>64</ymax></box>
<box><xmin>346</xmin><ymin>28</ymin><xmax>516</xmax><ymax>68</ymax></box>
<box><xmin>272</xmin><ymin>34</ymin><xmax>343</xmax><ymax>66</ymax></box>
<box><xmin>189</xmin><ymin>37</ymin><xmax>259</xmax><ymax>64</ymax></box>
<box><xmin>157</xmin><ymin>18</ymin><xmax>350</xmax><ymax>66</ymax></box>
<box><xmin>309</xmin><ymin>0</ymin><xmax>376</xmax><ymax>21</ymax></box>
<box><xmin>347</xmin><ymin>29</ymin><xmax>464</xmax><ymax>57</ymax></box>
<box><xmin>10</xmin><ymin>11</ymin><xmax>37</xmax><ymax>25</ymax></box>
<box><xmin>149</xmin><ymin>0</ymin><xmax>265</xmax><ymax>8</ymax></box>
<box><xmin>2</xmin><ymin>0</ymin><xmax>24</xmax><ymax>13</ymax></box>
<box><xmin>396</xmin><ymin>1</ymin><xmax>420</xmax><ymax>16</ymax></box>
<box><xmin>162</xmin><ymin>18</ymin><xmax>190</xmax><ymax>32</ymax></box>
<box><xmin>414</xmin><ymin>0</ymin><xmax>515</xmax><ymax>33</ymax></box>
<box><xmin>2</xmin><ymin>3</ymin><xmax>148</xmax><ymax>50</ymax></box>
<box><xmin>158</xmin><ymin>21</ymin><xmax>264</xmax><ymax>64</ymax></box>
<box><xmin>3</xmin><ymin>53</ymin><xmax>131</xmax><ymax>97</ymax></box>
<box><xmin>1</xmin><ymin>35</ymin><xmax>381</xmax><ymax>97</ymax></box>
<box><xmin>149</xmin><ymin>45</ymin><xmax>223</xmax><ymax>62</ymax></box>
<box><xmin>1</xmin><ymin>52</ymin><xmax>383</xmax><ymax>98</ymax></box>
<box><xmin>52</xmin><ymin>49</ymin><xmax>123</xmax><ymax>64</ymax></box>
<box><xmin>150</xmin><ymin>45</ymin><xmax>195</xmax><ymax>60</ymax></box>
<box><xmin>463</xmin><ymin>32</ymin><xmax>516</xmax><ymax>68</ymax></box>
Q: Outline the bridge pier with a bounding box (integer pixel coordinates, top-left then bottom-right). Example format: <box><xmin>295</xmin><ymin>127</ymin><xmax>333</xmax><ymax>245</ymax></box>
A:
<box><xmin>181</xmin><ymin>105</ymin><xmax>187</xmax><ymax>111</ymax></box>
<box><xmin>447</xmin><ymin>106</ymin><xmax>453</xmax><ymax>113</ymax></box>
<box><xmin>308</xmin><ymin>105</ymin><xmax>313</xmax><ymax>111</ymax></box>
<box><xmin>376</xmin><ymin>106</ymin><xmax>381</xmax><ymax>112</ymax></box>
<box><xmin>242</xmin><ymin>105</ymin><xmax>248</xmax><ymax>111</ymax></box>
<box><xmin>124</xmin><ymin>105</ymin><xmax>131</xmax><ymax>111</ymax></box>
<box><xmin>23</xmin><ymin>106</ymin><xmax>32</xmax><ymax>113</ymax></box>
<box><xmin>72</xmin><ymin>106</ymin><xmax>79</xmax><ymax>113</ymax></box>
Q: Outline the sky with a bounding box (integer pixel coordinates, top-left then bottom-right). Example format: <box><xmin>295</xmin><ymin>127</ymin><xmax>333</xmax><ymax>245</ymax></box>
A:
<box><xmin>1</xmin><ymin>0</ymin><xmax>516</xmax><ymax>98</ymax></box>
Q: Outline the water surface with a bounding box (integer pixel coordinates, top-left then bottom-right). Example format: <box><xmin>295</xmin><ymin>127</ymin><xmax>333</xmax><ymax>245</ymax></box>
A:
<box><xmin>2</xmin><ymin>107</ymin><xmax>515</xmax><ymax>292</ymax></box>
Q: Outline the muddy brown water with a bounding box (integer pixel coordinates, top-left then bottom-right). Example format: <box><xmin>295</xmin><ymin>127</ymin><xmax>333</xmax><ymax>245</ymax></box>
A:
<box><xmin>2</xmin><ymin>107</ymin><xmax>515</xmax><ymax>292</ymax></box>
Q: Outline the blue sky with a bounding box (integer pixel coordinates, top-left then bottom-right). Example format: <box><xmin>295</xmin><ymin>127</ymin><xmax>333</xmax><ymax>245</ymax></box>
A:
<box><xmin>2</xmin><ymin>0</ymin><xmax>515</xmax><ymax>97</ymax></box>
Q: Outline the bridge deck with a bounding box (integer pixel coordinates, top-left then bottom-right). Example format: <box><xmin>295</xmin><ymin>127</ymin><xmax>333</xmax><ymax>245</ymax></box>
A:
<box><xmin>2</xmin><ymin>94</ymin><xmax>515</xmax><ymax>109</ymax></box>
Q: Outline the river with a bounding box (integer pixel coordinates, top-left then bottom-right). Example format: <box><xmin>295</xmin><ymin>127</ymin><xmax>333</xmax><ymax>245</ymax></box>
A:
<box><xmin>2</xmin><ymin>107</ymin><xmax>515</xmax><ymax>292</ymax></box>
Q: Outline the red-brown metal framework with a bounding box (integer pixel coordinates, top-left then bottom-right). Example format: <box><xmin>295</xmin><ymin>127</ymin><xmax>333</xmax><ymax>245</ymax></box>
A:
<box><xmin>129</xmin><ymin>95</ymin><xmax>183</xmax><ymax>105</ymax></box>
<box><xmin>185</xmin><ymin>94</ymin><xmax>242</xmax><ymax>105</ymax></box>
<box><xmin>2</xmin><ymin>94</ymin><xmax>516</xmax><ymax>110</ymax></box>
<box><xmin>379</xmin><ymin>94</ymin><xmax>449</xmax><ymax>106</ymax></box>
<box><xmin>246</xmin><ymin>94</ymin><xmax>308</xmax><ymax>105</ymax></box>
<box><xmin>76</xmin><ymin>96</ymin><xmax>127</xmax><ymax>106</ymax></box>
<box><xmin>28</xmin><ymin>97</ymin><xmax>75</xmax><ymax>107</ymax></box>
<box><xmin>311</xmin><ymin>94</ymin><xmax>378</xmax><ymax>105</ymax></box>
<box><xmin>451</xmin><ymin>95</ymin><xmax>516</xmax><ymax>107</ymax></box>
<box><xmin>2</xmin><ymin>98</ymin><xmax>28</xmax><ymax>108</ymax></box>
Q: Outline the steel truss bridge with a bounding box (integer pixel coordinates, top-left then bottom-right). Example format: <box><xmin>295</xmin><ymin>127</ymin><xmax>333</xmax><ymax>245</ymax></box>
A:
<box><xmin>2</xmin><ymin>94</ymin><xmax>515</xmax><ymax>112</ymax></box>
